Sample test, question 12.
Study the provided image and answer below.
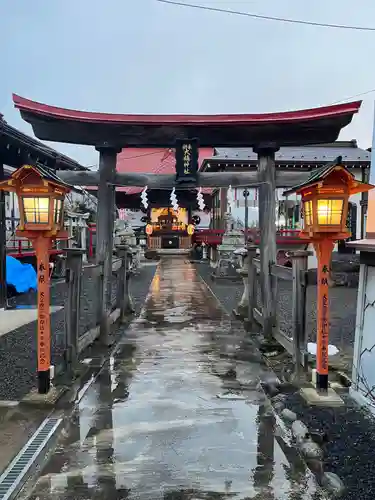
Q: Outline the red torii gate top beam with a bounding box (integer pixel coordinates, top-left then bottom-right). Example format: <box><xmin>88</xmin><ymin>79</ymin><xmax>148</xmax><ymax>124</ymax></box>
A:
<box><xmin>13</xmin><ymin>94</ymin><xmax>361</xmax><ymax>148</ymax></box>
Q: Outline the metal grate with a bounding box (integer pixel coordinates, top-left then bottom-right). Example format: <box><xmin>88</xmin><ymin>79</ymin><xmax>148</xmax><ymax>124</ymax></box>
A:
<box><xmin>0</xmin><ymin>417</ymin><xmax>62</xmax><ymax>500</ymax></box>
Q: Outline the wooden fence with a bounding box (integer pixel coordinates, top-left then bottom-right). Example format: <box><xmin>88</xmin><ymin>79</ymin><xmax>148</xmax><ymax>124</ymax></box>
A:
<box><xmin>246</xmin><ymin>245</ymin><xmax>310</xmax><ymax>373</ymax></box>
<box><xmin>62</xmin><ymin>245</ymin><xmax>134</xmax><ymax>378</ymax></box>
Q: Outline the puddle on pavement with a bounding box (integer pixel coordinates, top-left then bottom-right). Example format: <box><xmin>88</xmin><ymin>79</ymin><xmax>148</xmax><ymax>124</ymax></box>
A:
<box><xmin>23</xmin><ymin>259</ymin><xmax>326</xmax><ymax>500</ymax></box>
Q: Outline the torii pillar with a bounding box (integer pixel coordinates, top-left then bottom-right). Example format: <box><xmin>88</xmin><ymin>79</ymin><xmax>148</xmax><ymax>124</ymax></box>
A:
<box><xmin>95</xmin><ymin>144</ymin><xmax>121</xmax><ymax>345</ymax></box>
<box><xmin>254</xmin><ymin>144</ymin><xmax>279</xmax><ymax>341</ymax></box>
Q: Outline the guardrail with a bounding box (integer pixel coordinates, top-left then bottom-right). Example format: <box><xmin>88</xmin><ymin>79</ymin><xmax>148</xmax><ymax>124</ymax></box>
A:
<box><xmin>193</xmin><ymin>228</ymin><xmax>303</xmax><ymax>247</ymax></box>
<box><xmin>247</xmin><ymin>247</ymin><xmax>310</xmax><ymax>372</ymax></box>
<box><xmin>63</xmin><ymin>245</ymin><xmax>134</xmax><ymax>378</ymax></box>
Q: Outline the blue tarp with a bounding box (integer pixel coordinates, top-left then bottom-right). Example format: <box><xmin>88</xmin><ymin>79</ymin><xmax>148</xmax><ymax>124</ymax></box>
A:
<box><xmin>6</xmin><ymin>256</ymin><xmax>37</xmax><ymax>293</ymax></box>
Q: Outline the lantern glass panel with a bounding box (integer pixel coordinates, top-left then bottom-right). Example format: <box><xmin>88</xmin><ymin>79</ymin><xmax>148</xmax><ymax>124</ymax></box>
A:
<box><xmin>53</xmin><ymin>199</ymin><xmax>63</xmax><ymax>226</ymax></box>
<box><xmin>317</xmin><ymin>199</ymin><xmax>343</xmax><ymax>225</ymax></box>
<box><xmin>303</xmin><ymin>200</ymin><xmax>313</xmax><ymax>226</ymax></box>
<box><xmin>23</xmin><ymin>197</ymin><xmax>50</xmax><ymax>224</ymax></box>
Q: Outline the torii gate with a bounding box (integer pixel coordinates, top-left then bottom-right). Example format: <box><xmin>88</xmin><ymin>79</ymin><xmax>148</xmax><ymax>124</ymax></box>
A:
<box><xmin>12</xmin><ymin>94</ymin><xmax>361</xmax><ymax>344</ymax></box>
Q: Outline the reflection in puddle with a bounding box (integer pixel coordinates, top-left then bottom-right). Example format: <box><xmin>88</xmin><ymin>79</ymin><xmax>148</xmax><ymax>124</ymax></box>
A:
<box><xmin>27</xmin><ymin>259</ymin><xmax>324</xmax><ymax>500</ymax></box>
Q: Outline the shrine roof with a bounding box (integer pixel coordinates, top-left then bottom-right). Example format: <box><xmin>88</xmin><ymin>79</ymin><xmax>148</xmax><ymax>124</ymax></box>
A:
<box><xmin>201</xmin><ymin>141</ymin><xmax>370</xmax><ymax>171</ymax></box>
<box><xmin>0</xmin><ymin>113</ymin><xmax>88</xmax><ymax>171</ymax></box>
<box><xmin>13</xmin><ymin>94</ymin><xmax>361</xmax><ymax>148</ymax></box>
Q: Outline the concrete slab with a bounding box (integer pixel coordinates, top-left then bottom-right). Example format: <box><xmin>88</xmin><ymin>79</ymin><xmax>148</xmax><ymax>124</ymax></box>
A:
<box><xmin>0</xmin><ymin>306</ymin><xmax>63</xmax><ymax>337</ymax></box>
<box><xmin>21</xmin><ymin>386</ymin><xmax>66</xmax><ymax>407</ymax></box>
<box><xmin>300</xmin><ymin>386</ymin><xmax>344</xmax><ymax>407</ymax></box>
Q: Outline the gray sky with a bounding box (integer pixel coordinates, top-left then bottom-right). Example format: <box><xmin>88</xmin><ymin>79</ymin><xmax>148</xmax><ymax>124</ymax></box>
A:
<box><xmin>1</xmin><ymin>0</ymin><xmax>374</xmax><ymax>167</ymax></box>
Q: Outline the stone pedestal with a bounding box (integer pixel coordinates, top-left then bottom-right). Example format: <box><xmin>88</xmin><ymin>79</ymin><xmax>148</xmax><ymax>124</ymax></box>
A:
<box><xmin>346</xmin><ymin>239</ymin><xmax>375</xmax><ymax>413</ymax></box>
<box><xmin>65</xmin><ymin>211</ymin><xmax>90</xmax><ymax>263</ymax></box>
<box><xmin>216</xmin><ymin>213</ymin><xmax>244</xmax><ymax>263</ymax></box>
<box><xmin>115</xmin><ymin>221</ymin><xmax>140</xmax><ymax>270</ymax></box>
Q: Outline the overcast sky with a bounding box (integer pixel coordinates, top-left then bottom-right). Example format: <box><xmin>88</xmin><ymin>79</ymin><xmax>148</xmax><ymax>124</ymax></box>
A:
<box><xmin>1</xmin><ymin>0</ymin><xmax>375</xmax><ymax>167</ymax></box>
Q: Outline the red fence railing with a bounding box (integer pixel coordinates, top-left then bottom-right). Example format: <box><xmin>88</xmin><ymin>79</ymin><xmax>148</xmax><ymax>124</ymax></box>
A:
<box><xmin>193</xmin><ymin>228</ymin><xmax>302</xmax><ymax>246</ymax></box>
<box><xmin>6</xmin><ymin>235</ymin><xmax>63</xmax><ymax>258</ymax></box>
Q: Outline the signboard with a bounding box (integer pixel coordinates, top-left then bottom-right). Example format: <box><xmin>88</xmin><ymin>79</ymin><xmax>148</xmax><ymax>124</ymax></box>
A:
<box><xmin>175</xmin><ymin>138</ymin><xmax>199</xmax><ymax>184</ymax></box>
<box><xmin>151</xmin><ymin>207</ymin><xmax>188</xmax><ymax>225</ymax></box>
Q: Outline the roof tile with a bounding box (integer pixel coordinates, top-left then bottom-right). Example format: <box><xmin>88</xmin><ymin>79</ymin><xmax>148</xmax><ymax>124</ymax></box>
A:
<box><xmin>213</xmin><ymin>143</ymin><xmax>370</xmax><ymax>163</ymax></box>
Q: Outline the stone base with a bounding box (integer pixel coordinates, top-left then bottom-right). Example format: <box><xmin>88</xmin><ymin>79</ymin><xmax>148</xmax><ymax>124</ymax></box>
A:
<box><xmin>259</xmin><ymin>340</ymin><xmax>285</xmax><ymax>355</ymax></box>
<box><xmin>21</xmin><ymin>386</ymin><xmax>67</xmax><ymax>407</ymax></box>
<box><xmin>243</xmin><ymin>317</ymin><xmax>258</xmax><ymax>333</ymax></box>
<box><xmin>232</xmin><ymin>304</ymin><xmax>247</xmax><ymax>319</ymax></box>
<box><xmin>300</xmin><ymin>386</ymin><xmax>344</xmax><ymax>407</ymax></box>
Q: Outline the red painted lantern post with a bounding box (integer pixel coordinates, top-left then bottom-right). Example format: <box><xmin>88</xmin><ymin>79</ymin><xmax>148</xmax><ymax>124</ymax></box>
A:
<box><xmin>284</xmin><ymin>158</ymin><xmax>374</xmax><ymax>392</ymax></box>
<box><xmin>0</xmin><ymin>164</ymin><xmax>71</xmax><ymax>394</ymax></box>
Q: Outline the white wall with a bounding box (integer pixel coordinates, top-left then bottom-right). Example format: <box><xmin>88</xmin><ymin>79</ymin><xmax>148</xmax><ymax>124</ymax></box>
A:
<box><xmin>350</xmin><ymin>263</ymin><xmax>375</xmax><ymax>415</ymax></box>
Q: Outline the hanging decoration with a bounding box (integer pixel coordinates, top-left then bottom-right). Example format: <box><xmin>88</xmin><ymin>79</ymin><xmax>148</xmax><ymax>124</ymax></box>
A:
<box><xmin>170</xmin><ymin>187</ymin><xmax>179</xmax><ymax>212</ymax></box>
<box><xmin>227</xmin><ymin>185</ymin><xmax>235</xmax><ymax>213</ymax></box>
<box><xmin>140</xmin><ymin>186</ymin><xmax>148</xmax><ymax>209</ymax></box>
<box><xmin>196</xmin><ymin>187</ymin><xmax>205</xmax><ymax>211</ymax></box>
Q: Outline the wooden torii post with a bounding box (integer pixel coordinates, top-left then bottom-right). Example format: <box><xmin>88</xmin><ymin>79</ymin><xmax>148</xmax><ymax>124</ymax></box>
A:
<box><xmin>12</xmin><ymin>93</ymin><xmax>362</xmax><ymax>344</ymax></box>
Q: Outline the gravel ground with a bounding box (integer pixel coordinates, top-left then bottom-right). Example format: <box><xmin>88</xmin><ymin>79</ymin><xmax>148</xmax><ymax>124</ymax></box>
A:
<box><xmin>0</xmin><ymin>263</ymin><xmax>157</xmax><ymax>401</ymax></box>
<box><xmin>196</xmin><ymin>262</ymin><xmax>358</xmax><ymax>373</ymax></box>
<box><xmin>280</xmin><ymin>389</ymin><xmax>375</xmax><ymax>500</ymax></box>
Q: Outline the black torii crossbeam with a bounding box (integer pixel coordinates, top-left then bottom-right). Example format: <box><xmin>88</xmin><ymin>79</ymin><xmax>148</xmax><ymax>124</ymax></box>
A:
<box><xmin>55</xmin><ymin>170</ymin><xmax>310</xmax><ymax>188</ymax></box>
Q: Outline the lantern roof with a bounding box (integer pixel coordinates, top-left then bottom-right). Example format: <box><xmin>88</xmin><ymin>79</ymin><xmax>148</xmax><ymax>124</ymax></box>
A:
<box><xmin>283</xmin><ymin>156</ymin><xmax>375</xmax><ymax>197</ymax></box>
<box><xmin>0</xmin><ymin>163</ymin><xmax>73</xmax><ymax>193</ymax></box>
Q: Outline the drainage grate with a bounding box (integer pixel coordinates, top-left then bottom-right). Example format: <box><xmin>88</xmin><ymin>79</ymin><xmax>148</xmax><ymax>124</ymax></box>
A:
<box><xmin>0</xmin><ymin>417</ymin><xmax>62</xmax><ymax>500</ymax></box>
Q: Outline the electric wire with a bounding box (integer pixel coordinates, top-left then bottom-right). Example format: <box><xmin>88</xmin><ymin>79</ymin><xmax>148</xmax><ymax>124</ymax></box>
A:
<box><xmin>156</xmin><ymin>0</ymin><xmax>375</xmax><ymax>32</ymax></box>
<box><xmin>328</xmin><ymin>88</ymin><xmax>375</xmax><ymax>105</ymax></box>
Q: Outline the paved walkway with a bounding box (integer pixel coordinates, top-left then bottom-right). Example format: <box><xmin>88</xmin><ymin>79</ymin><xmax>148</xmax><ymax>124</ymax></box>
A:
<box><xmin>25</xmin><ymin>258</ymin><xmax>324</xmax><ymax>499</ymax></box>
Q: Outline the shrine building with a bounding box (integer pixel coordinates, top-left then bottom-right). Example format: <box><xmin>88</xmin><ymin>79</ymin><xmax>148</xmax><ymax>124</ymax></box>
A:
<box><xmin>115</xmin><ymin>147</ymin><xmax>213</xmax><ymax>252</ymax></box>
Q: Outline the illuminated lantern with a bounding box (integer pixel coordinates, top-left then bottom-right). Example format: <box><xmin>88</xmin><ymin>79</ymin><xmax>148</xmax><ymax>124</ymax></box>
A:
<box><xmin>187</xmin><ymin>224</ymin><xmax>195</xmax><ymax>236</ymax></box>
<box><xmin>0</xmin><ymin>163</ymin><xmax>71</xmax><ymax>395</ymax></box>
<box><xmin>5</xmin><ymin>164</ymin><xmax>68</xmax><ymax>235</ymax></box>
<box><xmin>289</xmin><ymin>158</ymin><xmax>373</xmax><ymax>239</ymax></box>
<box><xmin>284</xmin><ymin>157</ymin><xmax>374</xmax><ymax>395</ymax></box>
<box><xmin>145</xmin><ymin>224</ymin><xmax>153</xmax><ymax>235</ymax></box>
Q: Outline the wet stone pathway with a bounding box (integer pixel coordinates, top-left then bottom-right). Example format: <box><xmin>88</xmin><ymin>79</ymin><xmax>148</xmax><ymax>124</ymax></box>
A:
<box><xmin>25</xmin><ymin>258</ymin><xmax>325</xmax><ymax>500</ymax></box>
